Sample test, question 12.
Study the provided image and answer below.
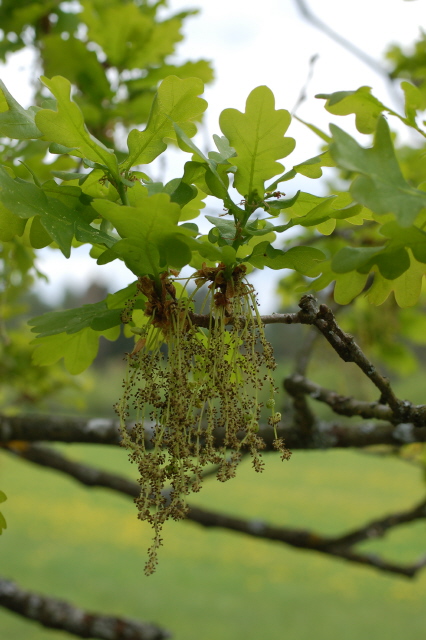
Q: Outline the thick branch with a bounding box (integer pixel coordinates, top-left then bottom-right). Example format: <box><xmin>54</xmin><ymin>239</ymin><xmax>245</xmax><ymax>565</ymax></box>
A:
<box><xmin>2</xmin><ymin>413</ymin><xmax>425</xmax><ymax>449</ymax></box>
<box><xmin>6</xmin><ymin>443</ymin><xmax>426</xmax><ymax>579</ymax></box>
<box><xmin>284</xmin><ymin>328</ymin><xmax>318</xmax><ymax>434</ymax></box>
<box><xmin>0</xmin><ymin>576</ymin><xmax>169</xmax><ymax>640</ymax></box>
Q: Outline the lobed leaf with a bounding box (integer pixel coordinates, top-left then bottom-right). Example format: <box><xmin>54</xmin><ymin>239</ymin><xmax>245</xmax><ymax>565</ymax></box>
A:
<box><xmin>317</xmin><ymin>86</ymin><xmax>391</xmax><ymax>134</ymax></box>
<box><xmin>366</xmin><ymin>255</ymin><xmax>426</xmax><ymax>307</ymax></box>
<box><xmin>247</xmin><ymin>242</ymin><xmax>325</xmax><ymax>274</ymax></box>
<box><xmin>123</xmin><ymin>76</ymin><xmax>207</xmax><ymax>169</ymax></box>
<box><xmin>31</xmin><ymin>326</ymin><xmax>119</xmax><ymax>375</ymax></box>
<box><xmin>0</xmin><ymin>80</ymin><xmax>42</xmax><ymax>139</ymax></box>
<box><xmin>219</xmin><ymin>86</ymin><xmax>295</xmax><ymax>199</ymax></box>
<box><xmin>29</xmin><ymin>301</ymin><xmax>123</xmax><ymax>338</ymax></box>
<box><xmin>35</xmin><ymin>76</ymin><xmax>119</xmax><ymax>177</ymax></box>
<box><xmin>330</xmin><ymin>117</ymin><xmax>426</xmax><ymax>227</ymax></box>
<box><xmin>0</xmin><ymin>167</ymin><xmax>115</xmax><ymax>257</ymax></box>
<box><xmin>92</xmin><ymin>193</ymin><xmax>195</xmax><ymax>275</ymax></box>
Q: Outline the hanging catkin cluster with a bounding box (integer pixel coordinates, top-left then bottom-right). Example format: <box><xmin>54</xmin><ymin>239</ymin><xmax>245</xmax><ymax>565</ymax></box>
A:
<box><xmin>116</xmin><ymin>265</ymin><xmax>290</xmax><ymax>574</ymax></box>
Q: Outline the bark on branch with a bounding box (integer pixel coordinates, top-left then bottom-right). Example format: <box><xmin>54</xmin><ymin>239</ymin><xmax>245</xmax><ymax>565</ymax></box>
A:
<box><xmin>6</xmin><ymin>443</ymin><xmax>426</xmax><ymax>579</ymax></box>
<box><xmin>0</xmin><ymin>576</ymin><xmax>170</xmax><ymax>640</ymax></box>
<box><xmin>2</xmin><ymin>412</ymin><xmax>425</xmax><ymax>449</ymax></box>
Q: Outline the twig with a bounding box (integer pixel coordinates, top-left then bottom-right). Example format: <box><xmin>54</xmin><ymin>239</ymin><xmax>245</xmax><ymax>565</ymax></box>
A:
<box><xmin>329</xmin><ymin>497</ymin><xmax>426</xmax><ymax>548</ymax></box>
<box><xmin>285</xmin><ymin>373</ymin><xmax>394</xmax><ymax>421</ymax></box>
<box><xmin>296</xmin><ymin>296</ymin><xmax>426</xmax><ymax>426</ymax></box>
<box><xmin>187</xmin><ymin>506</ymin><xmax>426</xmax><ymax>578</ymax></box>
<box><xmin>293</xmin><ymin>0</ymin><xmax>388</xmax><ymax>78</ymax></box>
<box><xmin>291</xmin><ymin>53</ymin><xmax>319</xmax><ymax>116</ymax></box>
<box><xmin>5</xmin><ymin>443</ymin><xmax>426</xmax><ymax>579</ymax></box>
<box><xmin>0</xmin><ymin>576</ymin><xmax>170</xmax><ymax>640</ymax></box>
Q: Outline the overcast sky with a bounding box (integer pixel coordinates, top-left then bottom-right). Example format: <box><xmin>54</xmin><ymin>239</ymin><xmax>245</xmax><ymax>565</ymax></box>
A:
<box><xmin>2</xmin><ymin>0</ymin><xmax>425</xmax><ymax>310</ymax></box>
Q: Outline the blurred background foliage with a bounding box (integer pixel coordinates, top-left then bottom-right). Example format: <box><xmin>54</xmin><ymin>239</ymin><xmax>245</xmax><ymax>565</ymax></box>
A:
<box><xmin>1</xmin><ymin>1</ymin><xmax>426</xmax><ymax>639</ymax></box>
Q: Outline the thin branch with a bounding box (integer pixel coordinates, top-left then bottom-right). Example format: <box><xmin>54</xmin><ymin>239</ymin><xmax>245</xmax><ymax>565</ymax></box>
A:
<box><xmin>293</xmin><ymin>0</ymin><xmax>389</xmax><ymax>78</ymax></box>
<box><xmin>330</xmin><ymin>497</ymin><xmax>426</xmax><ymax>548</ymax></box>
<box><xmin>187</xmin><ymin>505</ymin><xmax>426</xmax><ymax>579</ymax></box>
<box><xmin>285</xmin><ymin>373</ymin><xmax>394</xmax><ymax>421</ymax></box>
<box><xmin>295</xmin><ymin>296</ymin><xmax>426</xmax><ymax>426</ymax></box>
<box><xmin>291</xmin><ymin>53</ymin><xmax>319</xmax><ymax>116</ymax></box>
<box><xmin>6</xmin><ymin>443</ymin><xmax>426</xmax><ymax>579</ymax></box>
<box><xmin>0</xmin><ymin>576</ymin><xmax>170</xmax><ymax>640</ymax></box>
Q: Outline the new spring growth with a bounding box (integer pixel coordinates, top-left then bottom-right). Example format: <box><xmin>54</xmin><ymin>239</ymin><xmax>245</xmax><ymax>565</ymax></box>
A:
<box><xmin>116</xmin><ymin>265</ymin><xmax>291</xmax><ymax>575</ymax></box>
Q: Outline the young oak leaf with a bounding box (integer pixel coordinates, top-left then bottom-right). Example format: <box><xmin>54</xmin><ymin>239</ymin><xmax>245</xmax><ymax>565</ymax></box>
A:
<box><xmin>122</xmin><ymin>76</ymin><xmax>207</xmax><ymax>170</ymax></box>
<box><xmin>317</xmin><ymin>86</ymin><xmax>393</xmax><ymax>134</ymax></box>
<box><xmin>401</xmin><ymin>81</ymin><xmax>426</xmax><ymax>130</ymax></box>
<box><xmin>219</xmin><ymin>86</ymin><xmax>295</xmax><ymax>199</ymax></box>
<box><xmin>32</xmin><ymin>326</ymin><xmax>119</xmax><ymax>375</ymax></box>
<box><xmin>0</xmin><ymin>168</ymin><xmax>115</xmax><ymax>258</ymax></box>
<box><xmin>29</xmin><ymin>301</ymin><xmax>123</xmax><ymax>338</ymax></box>
<box><xmin>318</xmin><ymin>84</ymin><xmax>426</xmax><ymax>138</ymax></box>
<box><xmin>366</xmin><ymin>254</ymin><xmax>426</xmax><ymax>308</ymax></box>
<box><xmin>330</xmin><ymin>117</ymin><xmax>426</xmax><ymax>227</ymax></box>
<box><xmin>92</xmin><ymin>193</ymin><xmax>194</xmax><ymax>275</ymax></box>
<box><xmin>35</xmin><ymin>76</ymin><xmax>119</xmax><ymax>177</ymax></box>
<box><xmin>0</xmin><ymin>200</ymin><xmax>26</xmax><ymax>241</ymax></box>
<box><xmin>0</xmin><ymin>79</ymin><xmax>42</xmax><ymax>140</ymax></box>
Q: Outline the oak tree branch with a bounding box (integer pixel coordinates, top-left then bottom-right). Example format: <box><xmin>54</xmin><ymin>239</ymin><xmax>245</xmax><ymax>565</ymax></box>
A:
<box><xmin>0</xmin><ymin>576</ymin><xmax>170</xmax><ymax>640</ymax></box>
<box><xmin>6</xmin><ymin>443</ymin><xmax>426</xmax><ymax>579</ymax></box>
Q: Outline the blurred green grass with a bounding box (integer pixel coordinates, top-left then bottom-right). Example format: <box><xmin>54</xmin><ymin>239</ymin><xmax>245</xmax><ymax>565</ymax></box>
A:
<box><xmin>1</xmin><ymin>440</ymin><xmax>426</xmax><ymax>640</ymax></box>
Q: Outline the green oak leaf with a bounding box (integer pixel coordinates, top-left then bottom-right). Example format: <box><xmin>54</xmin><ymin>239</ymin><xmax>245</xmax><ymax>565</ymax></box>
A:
<box><xmin>208</xmin><ymin>134</ymin><xmax>236</xmax><ymax>163</ymax></box>
<box><xmin>29</xmin><ymin>301</ymin><xmax>123</xmax><ymax>338</ymax></box>
<box><xmin>205</xmin><ymin>216</ymin><xmax>237</xmax><ymax>241</ymax></box>
<box><xmin>366</xmin><ymin>255</ymin><xmax>426</xmax><ymax>307</ymax></box>
<box><xmin>219</xmin><ymin>86</ymin><xmax>295</xmax><ymax>199</ymax></box>
<box><xmin>163</xmin><ymin>178</ymin><xmax>197</xmax><ymax>208</ymax></box>
<box><xmin>330</xmin><ymin>117</ymin><xmax>426</xmax><ymax>226</ymax></box>
<box><xmin>122</xmin><ymin>76</ymin><xmax>207</xmax><ymax>170</ymax></box>
<box><xmin>332</xmin><ymin>245</ymin><xmax>411</xmax><ymax>280</ymax></box>
<box><xmin>293</xmin><ymin>115</ymin><xmax>332</xmax><ymax>143</ymax></box>
<box><xmin>317</xmin><ymin>86</ymin><xmax>392</xmax><ymax>134</ymax></box>
<box><xmin>247</xmin><ymin>242</ymin><xmax>325</xmax><ymax>275</ymax></box>
<box><xmin>179</xmin><ymin>187</ymin><xmax>206</xmax><ymax>221</ymax></box>
<box><xmin>380</xmin><ymin>221</ymin><xmax>426</xmax><ymax>263</ymax></box>
<box><xmin>35</xmin><ymin>76</ymin><xmax>119</xmax><ymax>177</ymax></box>
<box><xmin>331</xmin><ymin>247</ymin><xmax>383</xmax><ymax>273</ymax></box>
<box><xmin>92</xmin><ymin>193</ymin><xmax>194</xmax><ymax>276</ymax></box>
<box><xmin>0</xmin><ymin>201</ymin><xmax>26</xmax><ymax>240</ymax></box>
<box><xmin>29</xmin><ymin>216</ymin><xmax>52</xmax><ymax>249</ymax></box>
<box><xmin>401</xmin><ymin>81</ymin><xmax>426</xmax><ymax>129</ymax></box>
<box><xmin>267</xmin><ymin>151</ymin><xmax>335</xmax><ymax>190</ymax></box>
<box><xmin>282</xmin><ymin>192</ymin><xmax>362</xmax><ymax>233</ymax></box>
<box><xmin>0</xmin><ymin>167</ymin><xmax>115</xmax><ymax>257</ymax></box>
<box><xmin>0</xmin><ymin>79</ymin><xmax>42</xmax><ymax>139</ymax></box>
<box><xmin>126</xmin><ymin>60</ymin><xmax>214</xmax><ymax>91</ymax></box>
<box><xmin>41</xmin><ymin>34</ymin><xmax>112</xmax><ymax>105</ymax></box>
<box><xmin>82</xmin><ymin>0</ymin><xmax>152</xmax><ymax>67</ymax></box>
<box><xmin>171</xmin><ymin>123</ymin><xmax>237</xmax><ymax>210</ymax></box>
<box><xmin>32</xmin><ymin>326</ymin><xmax>119</xmax><ymax>375</ymax></box>
<box><xmin>333</xmin><ymin>271</ymin><xmax>369</xmax><ymax>305</ymax></box>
